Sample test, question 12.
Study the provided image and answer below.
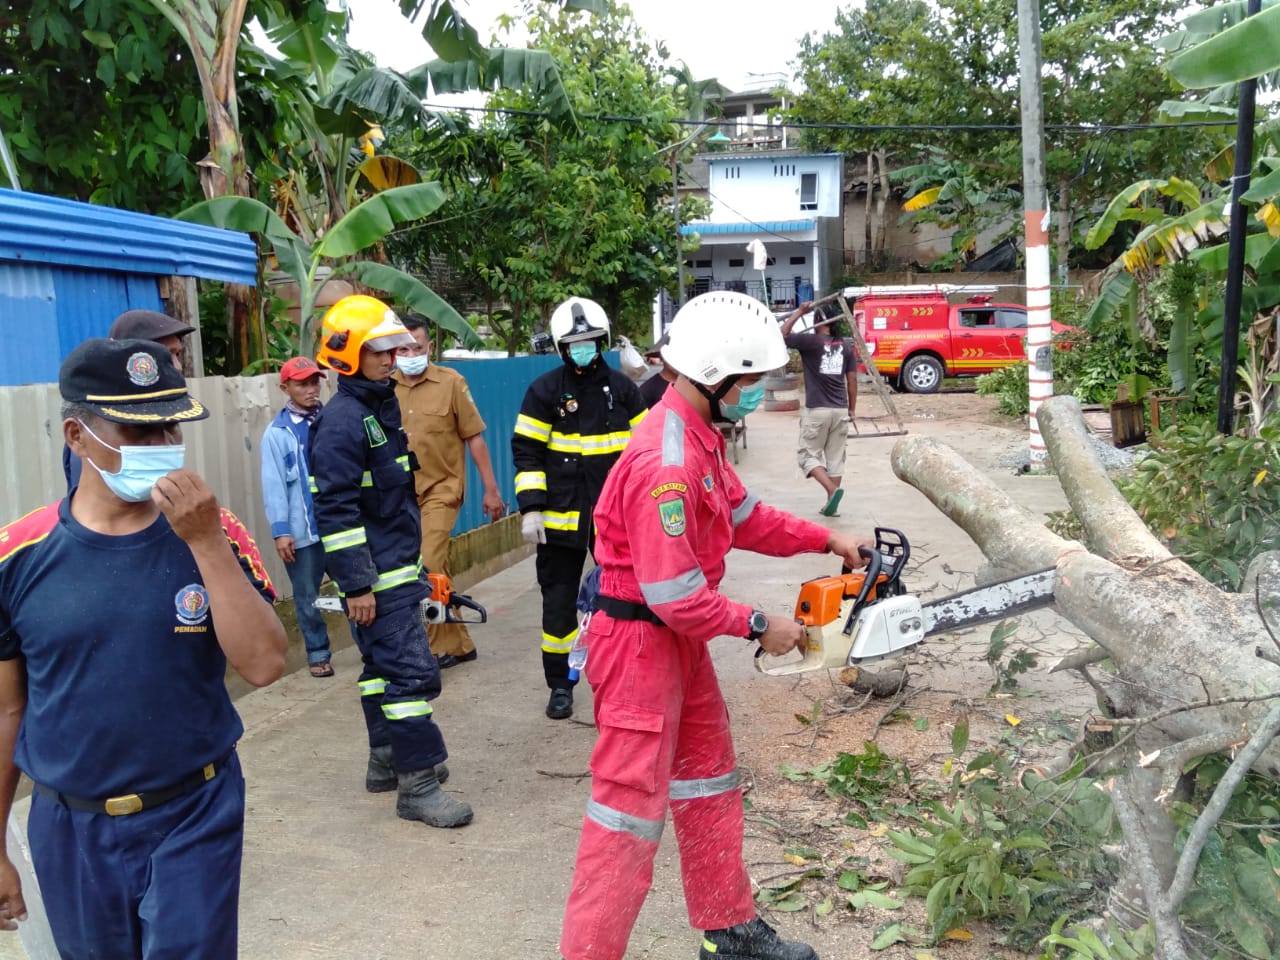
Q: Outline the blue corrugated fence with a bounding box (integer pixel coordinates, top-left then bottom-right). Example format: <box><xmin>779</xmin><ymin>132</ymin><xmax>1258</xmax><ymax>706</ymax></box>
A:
<box><xmin>438</xmin><ymin>352</ymin><xmax>625</xmax><ymax>536</ymax></box>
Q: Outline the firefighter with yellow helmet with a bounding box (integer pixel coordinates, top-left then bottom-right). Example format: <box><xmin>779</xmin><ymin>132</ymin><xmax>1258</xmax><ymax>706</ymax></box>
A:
<box><xmin>308</xmin><ymin>294</ymin><xmax>473</xmax><ymax>828</ymax></box>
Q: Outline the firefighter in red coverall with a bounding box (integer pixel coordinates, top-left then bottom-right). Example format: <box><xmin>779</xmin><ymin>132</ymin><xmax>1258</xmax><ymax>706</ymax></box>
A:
<box><xmin>559</xmin><ymin>291</ymin><xmax>872</xmax><ymax>960</ymax></box>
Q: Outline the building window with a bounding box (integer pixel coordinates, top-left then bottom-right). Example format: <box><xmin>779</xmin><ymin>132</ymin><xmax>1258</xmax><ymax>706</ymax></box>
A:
<box><xmin>766</xmin><ymin>257</ymin><xmax>776</xmax><ymax>266</ymax></box>
<box><xmin>721</xmin><ymin>165</ymin><xmax>742</xmax><ymax>180</ymax></box>
<box><xmin>790</xmin><ymin>256</ymin><xmax>807</xmax><ymax>265</ymax></box>
<box><xmin>695</xmin><ymin>259</ymin><xmax>712</xmax><ymax>269</ymax></box>
<box><xmin>773</xmin><ymin>163</ymin><xmax>796</xmax><ymax>177</ymax></box>
<box><xmin>729</xmin><ymin>258</ymin><xmax>745</xmax><ymax>268</ymax></box>
<box><xmin>799</xmin><ymin>172</ymin><xmax>817</xmax><ymax>211</ymax></box>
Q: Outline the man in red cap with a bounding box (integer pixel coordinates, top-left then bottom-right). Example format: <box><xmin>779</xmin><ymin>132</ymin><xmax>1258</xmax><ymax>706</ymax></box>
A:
<box><xmin>261</xmin><ymin>357</ymin><xmax>334</xmax><ymax>676</ymax></box>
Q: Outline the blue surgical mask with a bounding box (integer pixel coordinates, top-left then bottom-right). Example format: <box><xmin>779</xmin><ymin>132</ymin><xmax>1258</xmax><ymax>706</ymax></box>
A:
<box><xmin>568</xmin><ymin>343</ymin><xmax>598</xmax><ymax>368</ymax></box>
<box><xmin>396</xmin><ymin>354</ymin><xmax>429</xmax><ymax>377</ymax></box>
<box><xmin>720</xmin><ymin>382</ymin><xmax>766</xmax><ymax>421</ymax></box>
<box><xmin>78</xmin><ymin>420</ymin><xmax>185</xmax><ymax>503</ymax></box>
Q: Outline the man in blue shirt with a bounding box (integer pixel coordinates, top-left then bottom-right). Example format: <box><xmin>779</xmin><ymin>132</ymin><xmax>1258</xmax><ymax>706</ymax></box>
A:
<box><xmin>262</xmin><ymin>355</ymin><xmax>333</xmax><ymax>677</ymax></box>
<box><xmin>0</xmin><ymin>339</ymin><xmax>287</xmax><ymax>958</ymax></box>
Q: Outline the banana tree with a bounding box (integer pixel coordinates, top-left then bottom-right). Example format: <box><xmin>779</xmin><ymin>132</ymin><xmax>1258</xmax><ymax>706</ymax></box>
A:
<box><xmin>176</xmin><ymin>183</ymin><xmax>482</xmax><ymax>355</ymax></box>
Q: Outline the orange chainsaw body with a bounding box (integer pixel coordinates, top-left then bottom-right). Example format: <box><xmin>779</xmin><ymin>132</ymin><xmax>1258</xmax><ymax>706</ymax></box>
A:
<box><xmin>794</xmin><ymin>571</ymin><xmax>892</xmax><ymax>629</ymax></box>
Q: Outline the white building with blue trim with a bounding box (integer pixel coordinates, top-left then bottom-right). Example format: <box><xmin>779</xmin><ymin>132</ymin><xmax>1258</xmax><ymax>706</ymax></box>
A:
<box><xmin>680</xmin><ymin>150</ymin><xmax>844</xmax><ymax>310</ymax></box>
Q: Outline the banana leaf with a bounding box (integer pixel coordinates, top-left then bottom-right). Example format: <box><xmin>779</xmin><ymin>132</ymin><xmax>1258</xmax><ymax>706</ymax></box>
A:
<box><xmin>408</xmin><ymin>48</ymin><xmax>575</xmax><ymax>120</ymax></box>
<box><xmin>1170</xmin><ymin>5</ymin><xmax>1280</xmax><ymax>87</ymax></box>
<box><xmin>1080</xmin><ymin>270</ymin><xmax>1135</xmax><ymax>331</ymax></box>
<box><xmin>1085</xmin><ymin>178</ymin><xmax>1201</xmax><ymax>250</ymax></box>
<box><xmin>1167</xmin><ymin>296</ymin><xmax>1198</xmax><ymax>392</ymax></box>
<box><xmin>1161</xmin><ymin>0</ymin><xmax>1280</xmax><ymax>49</ymax></box>
<box><xmin>314</xmin><ymin>183</ymin><xmax>446</xmax><ymax>260</ymax></box>
<box><xmin>1191</xmin><ymin>233</ymin><xmax>1277</xmax><ymax>272</ymax></box>
<box><xmin>175</xmin><ymin>196</ymin><xmax>309</xmax><ymax>287</ymax></box>
<box><xmin>1241</xmin><ymin>163</ymin><xmax>1280</xmax><ymax>203</ymax></box>
<box><xmin>356</xmin><ymin>156</ymin><xmax>422</xmax><ymax>192</ymax></box>
<box><xmin>903</xmin><ymin>186</ymin><xmax>942</xmax><ymax>212</ymax></box>
<box><xmin>337</xmin><ymin>260</ymin><xmax>482</xmax><ymax>350</ymax></box>
<box><xmin>315</xmin><ymin>66</ymin><xmax>432</xmax><ymax>135</ymax></box>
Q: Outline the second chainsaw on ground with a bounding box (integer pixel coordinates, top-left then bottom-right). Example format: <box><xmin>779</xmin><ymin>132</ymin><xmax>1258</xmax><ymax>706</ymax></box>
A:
<box><xmin>755</xmin><ymin>528</ymin><xmax>1055</xmax><ymax>677</ymax></box>
<box><xmin>314</xmin><ymin>572</ymin><xmax>488</xmax><ymax>626</ymax></box>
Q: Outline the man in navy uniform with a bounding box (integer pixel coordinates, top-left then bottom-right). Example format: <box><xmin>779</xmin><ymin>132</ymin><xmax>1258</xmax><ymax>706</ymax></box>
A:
<box><xmin>0</xmin><ymin>338</ymin><xmax>287</xmax><ymax>958</ymax></box>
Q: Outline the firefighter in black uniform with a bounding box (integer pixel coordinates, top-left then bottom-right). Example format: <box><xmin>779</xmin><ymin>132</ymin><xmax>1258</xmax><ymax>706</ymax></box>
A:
<box><xmin>513</xmin><ymin>297</ymin><xmax>647</xmax><ymax>720</ymax></box>
<box><xmin>309</xmin><ymin>294</ymin><xmax>473</xmax><ymax>828</ymax></box>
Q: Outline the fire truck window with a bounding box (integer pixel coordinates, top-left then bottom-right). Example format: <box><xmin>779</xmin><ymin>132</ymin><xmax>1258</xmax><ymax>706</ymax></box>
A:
<box><xmin>997</xmin><ymin>309</ymin><xmax>1028</xmax><ymax>329</ymax></box>
<box><xmin>959</xmin><ymin>310</ymin><xmax>995</xmax><ymax>328</ymax></box>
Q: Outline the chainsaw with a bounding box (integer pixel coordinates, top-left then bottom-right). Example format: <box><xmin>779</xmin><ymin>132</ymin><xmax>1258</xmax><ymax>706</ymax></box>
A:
<box><xmin>754</xmin><ymin>528</ymin><xmax>1055</xmax><ymax>677</ymax></box>
<box><xmin>314</xmin><ymin>572</ymin><xmax>488</xmax><ymax>627</ymax></box>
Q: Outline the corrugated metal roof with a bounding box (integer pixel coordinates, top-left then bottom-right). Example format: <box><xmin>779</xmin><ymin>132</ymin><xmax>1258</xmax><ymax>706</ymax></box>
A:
<box><xmin>680</xmin><ymin>219</ymin><xmax>816</xmax><ymax>236</ymax></box>
<box><xmin>0</xmin><ymin>189</ymin><xmax>258</xmax><ymax>285</ymax></box>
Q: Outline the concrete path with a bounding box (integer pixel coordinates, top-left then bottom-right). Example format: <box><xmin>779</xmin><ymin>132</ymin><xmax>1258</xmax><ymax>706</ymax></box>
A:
<box><xmin>2</xmin><ymin>396</ymin><xmax>1085</xmax><ymax>959</ymax></box>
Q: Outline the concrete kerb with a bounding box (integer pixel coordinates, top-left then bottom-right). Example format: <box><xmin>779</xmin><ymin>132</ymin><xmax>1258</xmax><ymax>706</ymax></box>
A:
<box><xmin>1</xmin><ymin>399</ymin><xmax>1083</xmax><ymax>960</ymax></box>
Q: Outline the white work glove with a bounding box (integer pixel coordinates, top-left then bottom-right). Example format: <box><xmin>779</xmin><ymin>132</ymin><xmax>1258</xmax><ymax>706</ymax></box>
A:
<box><xmin>521</xmin><ymin>511</ymin><xmax>547</xmax><ymax>545</ymax></box>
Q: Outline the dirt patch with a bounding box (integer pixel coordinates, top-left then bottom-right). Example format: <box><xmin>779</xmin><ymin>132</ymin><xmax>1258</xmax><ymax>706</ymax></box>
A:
<box><xmin>726</xmin><ymin>390</ymin><xmax>1096</xmax><ymax>959</ymax></box>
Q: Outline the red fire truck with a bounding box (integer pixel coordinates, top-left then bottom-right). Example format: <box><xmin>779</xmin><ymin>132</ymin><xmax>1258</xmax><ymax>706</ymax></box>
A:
<box><xmin>831</xmin><ymin>284</ymin><xmax>1069</xmax><ymax>394</ymax></box>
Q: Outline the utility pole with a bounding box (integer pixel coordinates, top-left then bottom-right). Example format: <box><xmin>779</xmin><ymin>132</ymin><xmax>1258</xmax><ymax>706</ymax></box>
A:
<box><xmin>1217</xmin><ymin>0</ymin><xmax>1261</xmax><ymax>435</ymax></box>
<box><xmin>1017</xmin><ymin>0</ymin><xmax>1053</xmax><ymax>470</ymax></box>
<box><xmin>673</xmin><ymin>150</ymin><xmax>685</xmax><ymax>309</ymax></box>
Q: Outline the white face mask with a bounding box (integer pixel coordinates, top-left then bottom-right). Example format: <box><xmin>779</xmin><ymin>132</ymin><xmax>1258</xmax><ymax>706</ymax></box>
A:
<box><xmin>77</xmin><ymin>420</ymin><xmax>184</xmax><ymax>503</ymax></box>
<box><xmin>396</xmin><ymin>355</ymin><xmax>429</xmax><ymax>376</ymax></box>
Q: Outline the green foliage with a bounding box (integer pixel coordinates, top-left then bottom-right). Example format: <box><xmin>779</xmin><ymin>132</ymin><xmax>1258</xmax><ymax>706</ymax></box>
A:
<box><xmin>1166</xmin><ymin>755</ymin><xmax>1280</xmax><ymax>958</ymax></box>
<box><xmin>178</xmin><ymin>190</ymin><xmax>479</xmax><ymax>353</ymax></box>
<box><xmin>984</xmin><ymin>620</ymin><xmax>1038</xmax><ymax>692</ymax></box>
<box><xmin>977</xmin><ymin>363</ymin><xmax>1030</xmax><ymax>417</ymax></box>
<box><xmin>0</xmin><ymin>0</ymin><xmax>231</xmax><ymax>212</ymax></box>
<box><xmin>785</xmin><ymin>0</ymin><xmax>1207</xmax><ymax>268</ymax></box>
<box><xmin>388</xmin><ymin>1</ymin><xmax>685</xmax><ymax>353</ymax></box>
<box><xmin>888</xmin><ymin>760</ymin><xmax>1119</xmax><ymax>948</ymax></box>
<box><xmin>782</xmin><ymin>741</ymin><xmax>913</xmax><ymax>819</ymax></box>
<box><xmin>1120</xmin><ymin>415</ymin><xmax>1280</xmax><ymax>589</ymax></box>
<box><xmin>1038</xmin><ymin>915</ymin><xmax>1155</xmax><ymax>960</ymax></box>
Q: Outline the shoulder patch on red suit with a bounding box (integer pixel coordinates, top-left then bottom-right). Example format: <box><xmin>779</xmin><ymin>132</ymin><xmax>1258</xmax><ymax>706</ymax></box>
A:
<box><xmin>220</xmin><ymin>508</ymin><xmax>277</xmax><ymax>601</ymax></box>
<box><xmin>0</xmin><ymin>502</ymin><xmax>60</xmax><ymax>567</ymax></box>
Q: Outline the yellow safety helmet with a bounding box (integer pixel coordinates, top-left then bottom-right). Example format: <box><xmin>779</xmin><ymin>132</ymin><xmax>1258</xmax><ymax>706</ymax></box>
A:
<box><xmin>316</xmin><ymin>295</ymin><xmax>415</xmax><ymax>375</ymax></box>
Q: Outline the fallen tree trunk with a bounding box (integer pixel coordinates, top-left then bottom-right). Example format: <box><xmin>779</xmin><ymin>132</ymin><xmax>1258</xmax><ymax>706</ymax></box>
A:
<box><xmin>890</xmin><ymin>395</ymin><xmax>1280</xmax><ymax>956</ymax></box>
<box><xmin>890</xmin><ymin>397</ymin><xmax>1280</xmax><ymax>780</ymax></box>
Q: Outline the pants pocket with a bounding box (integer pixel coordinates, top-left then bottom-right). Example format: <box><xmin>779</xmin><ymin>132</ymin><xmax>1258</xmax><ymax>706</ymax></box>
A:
<box><xmin>591</xmin><ymin>703</ymin><xmax>666</xmax><ymax>794</ymax></box>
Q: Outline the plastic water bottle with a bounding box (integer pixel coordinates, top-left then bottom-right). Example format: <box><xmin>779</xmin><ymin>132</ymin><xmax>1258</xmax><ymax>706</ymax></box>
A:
<box><xmin>567</xmin><ymin>628</ymin><xmax>589</xmax><ymax>682</ymax></box>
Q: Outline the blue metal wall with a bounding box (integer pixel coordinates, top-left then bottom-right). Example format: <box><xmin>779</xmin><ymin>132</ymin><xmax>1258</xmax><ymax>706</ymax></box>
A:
<box><xmin>0</xmin><ymin>263</ymin><xmax>162</xmax><ymax>386</ymax></box>
<box><xmin>439</xmin><ymin>352</ymin><xmax>625</xmax><ymax>535</ymax></box>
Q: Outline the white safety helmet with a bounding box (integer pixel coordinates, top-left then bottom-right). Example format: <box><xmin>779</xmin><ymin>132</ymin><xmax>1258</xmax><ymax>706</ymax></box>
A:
<box><xmin>550</xmin><ymin>297</ymin><xmax>611</xmax><ymax>350</ymax></box>
<box><xmin>660</xmin><ymin>291</ymin><xmax>789</xmax><ymax>385</ymax></box>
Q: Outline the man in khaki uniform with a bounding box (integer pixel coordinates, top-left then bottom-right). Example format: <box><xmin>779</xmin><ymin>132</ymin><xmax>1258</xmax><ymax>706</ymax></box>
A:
<box><xmin>393</xmin><ymin>316</ymin><xmax>506</xmax><ymax>667</ymax></box>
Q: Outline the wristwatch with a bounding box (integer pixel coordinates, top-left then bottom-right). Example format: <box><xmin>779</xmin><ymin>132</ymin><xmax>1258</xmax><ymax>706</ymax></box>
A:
<box><xmin>746</xmin><ymin>609</ymin><xmax>769</xmax><ymax>642</ymax></box>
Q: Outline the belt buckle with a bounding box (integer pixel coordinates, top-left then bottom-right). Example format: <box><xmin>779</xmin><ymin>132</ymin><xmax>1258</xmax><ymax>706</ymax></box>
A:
<box><xmin>104</xmin><ymin>794</ymin><xmax>143</xmax><ymax>817</ymax></box>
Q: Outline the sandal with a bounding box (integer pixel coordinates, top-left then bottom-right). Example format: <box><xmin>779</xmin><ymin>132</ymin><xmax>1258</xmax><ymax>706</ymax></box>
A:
<box><xmin>309</xmin><ymin>661</ymin><xmax>335</xmax><ymax>678</ymax></box>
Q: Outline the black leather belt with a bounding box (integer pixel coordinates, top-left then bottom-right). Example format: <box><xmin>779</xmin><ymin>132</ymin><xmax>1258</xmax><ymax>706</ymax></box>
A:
<box><xmin>595</xmin><ymin>594</ymin><xmax>666</xmax><ymax>627</ymax></box>
<box><xmin>34</xmin><ymin>750</ymin><xmax>233</xmax><ymax>817</ymax></box>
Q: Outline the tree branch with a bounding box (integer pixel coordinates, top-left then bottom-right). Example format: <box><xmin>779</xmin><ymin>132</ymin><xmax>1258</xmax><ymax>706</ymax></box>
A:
<box><xmin>1167</xmin><ymin>701</ymin><xmax>1280</xmax><ymax>911</ymax></box>
<box><xmin>1109</xmin><ymin>772</ymin><xmax>1189</xmax><ymax>960</ymax></box>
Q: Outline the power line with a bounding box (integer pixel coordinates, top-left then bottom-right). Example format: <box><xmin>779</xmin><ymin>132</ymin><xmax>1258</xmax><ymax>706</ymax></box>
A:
<box><xmin>420</xmin><ymin>101</ymin><xmax>1243</xmax><ymax>134</ymax></box>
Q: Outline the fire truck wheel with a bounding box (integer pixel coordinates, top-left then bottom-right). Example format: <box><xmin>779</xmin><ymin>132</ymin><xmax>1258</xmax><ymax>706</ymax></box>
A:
<box><xmin>901</xmin><ymin>355</ymin><xmax>943</xmax><ymax>393</ymax></box>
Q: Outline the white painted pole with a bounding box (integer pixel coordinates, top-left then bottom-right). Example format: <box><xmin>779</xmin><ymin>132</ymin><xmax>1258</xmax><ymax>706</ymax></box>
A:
<box><xmin>1017</xmin><ymin>0</ymin><xmax>1053</xmax><ymax>469</ymax></box>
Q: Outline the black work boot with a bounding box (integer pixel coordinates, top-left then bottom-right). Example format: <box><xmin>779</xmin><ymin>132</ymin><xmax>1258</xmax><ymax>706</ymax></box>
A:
<box><xmin>546</xmin><ymin>687</ymin><xmax>574</xmax><ymax>720</ymax></box>
<box><xmin>366</xmin><ymin>745</ymin><xmax>396</xmax><ymax>793</ymax></box>
<box><xmin>699</xmin><ymin>917</ymin><xmax>818</xmax><ymax>960</ymax></box>
<box><xmin>367</xmin><ymin>746</ymin><xmax>448</xmax><ymax>792</ymax></box>
<box><xmin>396</xmin><ymin>768</ymin><xmax>473</xmax><ymax>828</ymax></box>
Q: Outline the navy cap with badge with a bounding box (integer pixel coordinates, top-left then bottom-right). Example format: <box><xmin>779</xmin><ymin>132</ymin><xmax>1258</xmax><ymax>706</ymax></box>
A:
<box><xmin>59</xmin><ymin>338</ymin><xmax>209</xmax><ymax>424</ymax></box>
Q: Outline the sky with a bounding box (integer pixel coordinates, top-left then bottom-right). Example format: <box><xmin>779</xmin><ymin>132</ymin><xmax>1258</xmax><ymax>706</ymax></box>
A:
<box><xmin>342</xmin><ymin>0</ymin><xmax>841</xmax><ymax>93</ymax></box>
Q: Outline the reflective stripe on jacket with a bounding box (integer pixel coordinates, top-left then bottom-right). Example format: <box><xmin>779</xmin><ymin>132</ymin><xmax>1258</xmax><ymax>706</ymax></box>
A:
<box><xmin>512</xmin><ymin>359</ymin><xmax>647</xmax><ymax>550</ymax></box>
<box><xmin>308</xmin><ymin>376</ymin><xmax>427</xmax><ymax>612</ymax></box>
<box><xmin>591</xmin><ymin>388</ymin><xmax>831</xmax><ymax>642</ymax></box>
